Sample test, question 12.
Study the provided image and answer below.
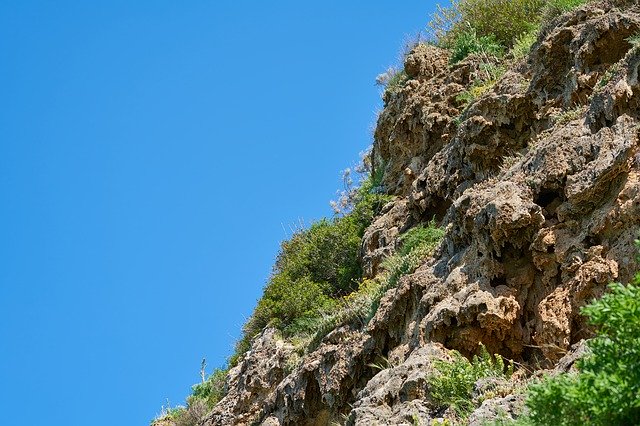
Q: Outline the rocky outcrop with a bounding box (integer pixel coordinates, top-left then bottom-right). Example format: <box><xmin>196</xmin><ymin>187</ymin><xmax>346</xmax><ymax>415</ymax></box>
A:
<box><xmin>206</xmin><ymin>329</ymin><xmax>294</xmax><ymax>425</ymax></box>
<box><xmin>204</xmin><ymin>2</ymin><xmax>640</xmax><ymax>425</ymax></box>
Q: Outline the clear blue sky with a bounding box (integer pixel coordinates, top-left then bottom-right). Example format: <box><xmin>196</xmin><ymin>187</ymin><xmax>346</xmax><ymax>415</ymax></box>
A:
<box><xmin>0</xmin><ymin>1</ymin><xmax>437</xmax><ymax>424</ymax></box>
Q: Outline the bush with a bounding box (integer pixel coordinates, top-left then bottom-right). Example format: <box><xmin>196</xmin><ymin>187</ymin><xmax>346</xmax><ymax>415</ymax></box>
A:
<box><xmin>290</xmin><ymin>221</ymin><xmax>444</xmax><ymax>352</ymax></box>
<box><xmin>449</xmin><ymin>26</ymin><xmax>504</xmax><ymax>63</ymax></box>
<box><xmin>275</xmin><ymin>219</ymin><xmax>363</xmax><ymax>297</ymax></box>
<box><xmin>255</xmin><ymin>275</ymin><xmax>336</xmax><ymax>335</ymax></box>
<box><xmin>151</xmin><ymin>406</ymin><xmax>186</xmax><ymax>425</ymax></box>
<box><xmin>173</xmin><ymin>400</ymin><xmax>208</xmax><ymax>426</ymax></box>
<box><xmin>430</xmin><ymin>0</ymin><xmax>546</xmax><ymax>56</ymax></box>
<box><xmin>510</xmin><ymin>24</ymin><xmax>540</xmax><ymax>59</ymax></box>
<box><xmin>429</xmin><ymin>345</ymin><xmax>514</xmax><ymax>419</ymax></box>
<box><xmin>542</xmin><ymin>0</ymin><xmax>588</xmax><ymax>20</ymax></box>
<box><xmin>399</xmin><ymin>220</ymin><xmax>445</xmax><ymax>256</ymax></box>
<box><xmin>377</xmin><ymin>68</ymin><xmax>408</xmax><ymax>97</ymax></box>
<box><xmin>189</xmin><ymin>368</ymin><xmax>228</xmax><ymax>409</ymax></box>
<box><xmin>457</xmin><ymin>0</ymin><xmax>545</xmax><ymax>47</ymax></box>
<box><xmin>524</xmin><ymin>279</ymin><xmax>640</xmax><ymax>425</ymax></box>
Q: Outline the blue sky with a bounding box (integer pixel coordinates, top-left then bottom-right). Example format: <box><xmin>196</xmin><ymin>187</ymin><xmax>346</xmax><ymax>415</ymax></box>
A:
<box><xmin>0</xmin><ymin>1</ymin><xmax>437</xmax><ymax>424</ymax></box>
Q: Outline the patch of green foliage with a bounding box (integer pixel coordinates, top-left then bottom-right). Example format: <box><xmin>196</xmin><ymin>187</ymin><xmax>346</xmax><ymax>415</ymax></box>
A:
<box><xmin>454</xmin><ymin>0</ymin><xmax>545</xmax><ymax>48</ymax></box>
<box><xmin>376</xmin><ymin>67</ymin><xmax>409</xmax><ymax>99</ymax></box>
<box><xmin>367</xmin><ymin>222</ymin><xmax>444</xmax><ymax>321</ymax></box>
<box><xmin>595</xmin><ymin>62</ymin><xmax>621</xmax><ymax>92</ymax></box>
<box><xmin>449</xmin><ymin>26</ymin><xmax>504</xmax><ymax>64</ymax></box>
<box><xmin>189</xmin><ymin>368</ymin><xmax>228</xmax><ymax>409</ymax></box>
<box><xmin>552</xmin><ymin>105</ymin><xmax>585</xmax><ymax>125</ymax></box>
<box><xmin>151</xmin><ymin>406</ymin><xmax>185</xmax><ymax>424</ymax></box>
<box><xmin>429</xmin><ymin>0</ymin><xmax>546</xmax><ymax>63</ymax></box>
<box><xmin>523</xmin><ymin>278</ymin><xmax>640</xmax><ymax>425</ymax></box>
<box><xmin>430</xmin><ymin>0</ymin><xmax>593</xmax><ymax>64</ymax></box>
<box><xmin>385</xmin><ymin>69</ymin><xmax>409</xmax><ymax>96</ymax></box>
<box><xmin>456</xmin><ymin>62</ymin><xmax>507</xmax><ymax>109</ymax></box>
<box><xmin>399</xmin><ymin>220</ymin><xmax>445</xmax><ymax>256</ymax></box>
<box><xmin>542</xmin><ymin>0</ymin><xmax>588</xmax><ymax>20</ymax></box>
<box><xmin>297</xmin><ymin>221</ymin><xmax>445</xmax><ymax>352</ymax></box>
<box><xmin>510</xmin><ymin>24</ymin><xmax>540</xmax><ymax>60</ymax></box>
<box><xmin>429</xmin><ymin>345</ymin><xmax>514</xmax><ymax>420</ymax></box>
<box><xmin>627</xmin><ymin>31</ymin><xmax>640</xmax><ymax>48</ymax></box>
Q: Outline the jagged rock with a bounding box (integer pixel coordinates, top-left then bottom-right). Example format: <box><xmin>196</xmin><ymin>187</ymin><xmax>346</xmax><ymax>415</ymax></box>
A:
<box><xmin>347</xmin><ymin>344</ymin><xmax>448</xmax><ymax>426</ymax></box>
<box><xmin>360</xmin><ymin>199</ymin><xmax>413</xmax><ymax>279</ymax></box>
<box><xmin>468</xmin><ymin>393</ymin><xmax>526</xmax><ymax>426</ymax></box>
<box><xmin>375</xmin><ymin>47</ymin><xmax>490</xmax><ymax>197</ymax></box>
<box><xmin>205</xmin><ymin>329</ymin><xmax>294</xmax><ymax>425</ymax></box>
<box><xmin>531</xmin><ymin>3</ymin><xmax>640</xmax><ymax>108</ymax></box>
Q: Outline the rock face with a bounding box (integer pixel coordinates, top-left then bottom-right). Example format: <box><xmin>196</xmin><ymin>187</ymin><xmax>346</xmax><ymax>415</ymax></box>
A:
<box><xmin>205</xmin><ymin>3</ymin><xmax>640</xmax><ymax>425</ymax></box>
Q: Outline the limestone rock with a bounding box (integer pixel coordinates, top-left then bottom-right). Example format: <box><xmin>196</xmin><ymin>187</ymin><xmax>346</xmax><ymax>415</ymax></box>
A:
<box><xmin>203</xmin><ymin>3</ymin><xmax>640</xmax><ymax>425</ymax></box>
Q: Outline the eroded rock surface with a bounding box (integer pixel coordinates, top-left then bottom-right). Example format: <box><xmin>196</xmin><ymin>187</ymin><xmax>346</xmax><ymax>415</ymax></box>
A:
<box><xmin>204</xmin><ymin>3</ymin><xmax>640</xmax><ymax>425</ymax></box>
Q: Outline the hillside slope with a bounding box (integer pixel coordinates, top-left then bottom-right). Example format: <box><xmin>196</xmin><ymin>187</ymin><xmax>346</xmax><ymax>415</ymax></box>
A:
<box><xmin>158</xmin><ymin>2</ymin><xmax>640</xmax><ymax>425</ymax></box>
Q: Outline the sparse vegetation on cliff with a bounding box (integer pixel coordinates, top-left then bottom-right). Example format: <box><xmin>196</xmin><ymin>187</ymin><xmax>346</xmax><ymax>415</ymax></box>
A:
<box><xmin>429</xmin><ymin>345</ymin><xmax>514</xmax><ymax>420</ymax></box>
<box><xmin>233</xmin><ymin>169</ymin><xmax>393</xmax><ymax>362</ymax></box>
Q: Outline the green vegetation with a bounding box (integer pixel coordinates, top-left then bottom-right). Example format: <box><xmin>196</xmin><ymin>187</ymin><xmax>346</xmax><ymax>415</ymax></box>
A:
<box><xmin>429</xmin><ymin>0</ymin><xmax>545</xmax><ymax>62</ymax></box>
<box><xmin>449</xmin><ymin>26</ymin><xmax>504</xmax><ymax>64</ymax></box>
<box><xmin>524</xmin><ymin>278</ymin><xmax>640</xmax><ymax>425</ymax></box>
<box><xmin>385</xmin><ymin>69</ymin><xmax>409</xmax><ymax>96</ymax></box>
<box><xmin>542</xmin><ymin>0</ymin><xmax>588</xmax><ymax>20</ymax></box>
<box><xmin>627</xmin><ymin>31</ymin><xmax>640</xmax><ymax>48</ymax></box>
<box><xmin>456</xmin><ymin>63</ymin><xmax>506</xmax><ymax>108</ymax></box>
<box><xmin>399</xmin><ymin>220</ymin><xmax>445</xmax><ymax>256</ymax></box>
<box><xmin>552</xmin><ymin>105</ymin><xmax>585</xmax><ymax>124</ymax></box>
<box><xmin>152</xmin><ymin>406</ymin><xmax>185</xmax><ymax>424</ymax></box>
<box><xmin>510</xmin><ymin>26</ymin><xmax>539</xmax><ymax>60</ymax></box>
<box><xmin>296</xmin><ymin>220</ymin><xmax>445</xmax><ymax>352</ymax></box>
<box><xmin>429</xmin><ymin>0</ymin><xmax>591</xmax><ymax>64</ymax></box>
<box><xmin>367</xmin><ymin>222</ymin><xmax>444</xmax><ymax>318</ymax></box>
<box><xmin>189</xmin><ymin>368</ymin><xmax>228</xmax><ymax>409</ymax></box>
<box><xmin>429</xmin><ymin>345</ymin><xmax>514</xmax><ymax>420</ymax></box>
<box><xmin>376</xmin><ymin>67</ymin><xmax>409</xmax><ymax>98</ymax></box>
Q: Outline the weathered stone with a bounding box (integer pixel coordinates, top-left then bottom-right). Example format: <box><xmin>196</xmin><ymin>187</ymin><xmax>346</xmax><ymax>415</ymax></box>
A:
<box><xmin>200</xmin><ymin>4</ymin><xmax>640</xmax><ymax>425</ymax></box>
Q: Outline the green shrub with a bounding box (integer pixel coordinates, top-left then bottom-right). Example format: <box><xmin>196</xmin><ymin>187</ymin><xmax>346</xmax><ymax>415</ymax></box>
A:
<box><xmin>542</xmin><ymin>0</ymin><xmax>588</xmax><ymax>20</ymax></box>
<box><xmin>399</xmin><ymin>220</ymin><xmax>445</xmax><ymax>256</ymax></box>
<box><xmin>385</xmin><ymin>69</ymin><xmax>409</xmax><ymax>96</ymax></box>
<box><xmin>430</xmin><ymin>0</ymin><xmax>546</xmax><ymax>54</ymax></box>
<box><xmin>295</xmin><ymin>221</ymin><xmax>444</xmax><ymax>350</ymax></box>
<box><xmin>303</xmin><ymin>278</ymin><xmax>381</xmax><ymax>350</ymax></box>
<box><xmin>627</xmin><ymin>31</ymin><xmax>640</xmax><ymax>48</ymax></box>
<box><xmin>524</xmin><ymin>279</ymin><xmax>640</xmax><ymax>425</ymax></box>
<box><xmin>151</xmin><ymin>406</ymin><xmax>186</xmax><ymax>425</ymax></box>
<box><xmin>456</xmin><ymin>0</ymin><xmax>545</xmax><ymax>48</ymax></box>
<box><xmin>367</xmin><ymin>222</ymin><xmax>444</xmax><ymax>320</ymax></box>
<box><xmin>552</xmin><ymin>105</ymin><xmax>585</xmax><ymax>124</ymax></box>
<box><xmin>275</xmin><ymin>219</ymin><xmax>363</xmax><ymax>297</ymax></box>
<box><xmin>449</xmin><ymin>26</ymin><xmax>504</xmax><ymax>64</ymax></box>
<box><xmin>189</xmin><ymin>368</ymin><xmax>228</xmax><ymax>409</ymax></box>
<box><xmin>429</xmin><ymin>345</ymin><xmax>514</xmax><ymax>419</ymax></box>
<box><xmin>174</xmin><ymin>400</ymin><xmax>208</xmax><ymax>426</ymax></box>
<box><xmin>456</xmin><ymin>62</ymin><xmax>506</xmax><ymax>108</ymax></box>
<box><xmin>510</xmin><ymin>24</ymin><xmax>540</xmax><ymax>59</ymax></box>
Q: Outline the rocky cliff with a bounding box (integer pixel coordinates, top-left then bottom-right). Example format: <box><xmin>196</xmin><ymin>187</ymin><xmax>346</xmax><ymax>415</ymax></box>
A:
<box><xmin>197</xmin><ymin>2</ymin><xmax>640</xmax><ymax>425</ymax></box>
